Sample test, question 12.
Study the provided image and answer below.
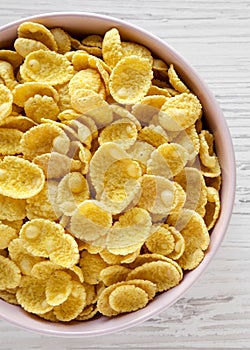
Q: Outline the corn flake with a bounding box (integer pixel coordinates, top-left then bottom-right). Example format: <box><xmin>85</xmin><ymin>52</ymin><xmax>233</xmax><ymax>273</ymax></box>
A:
<box><xmin>0</xmin><ymin>84</ymin><xmax>13</xmax><ymax>122</ymax></box>
<box><xmin>147</xmin><ymin>143</ymin><xmax>189</xmax><ymax>178</ymax></box>
<box><xmin>0</xmin><ymin>255</ymin><xmax>21</xmax><ymax>290</ymax></box>
<box><xmin>100</xmin><ymin>265</ymin><xmax>131</xmax><ymax>286</ymax></box>
<box><xmin>70</xmin><ymin>200</ymin><xmax>112</xmax><ymax>242</ymax></box>
<box><xmin>159</xmin><ymin>93</ymin><xmax>202</xmax><ymax>131</ymax></box>
<box><xmin>168</xmin><ymin>64</ymin><xmax>190</xmax><ymax>93</ymax></box>
<box><xmin>17</xmin><ymin>22</ymin><xmax>58</xmax><ymax>51</ymax></box>
<box><xmin>0</xmin><ymin>156</ymin><xmax>45</xmax><ymax>199</ymax></box>
<box><xmin>21</xmin><ymin>50</ymin><xmax>74</xmax><ymax>85</ymax></box>
<box><xmin>0</xmin><ymin>223</ymin><xmax>17</xmax><ymax>249</ymax></box>
<box><xmin>204</xmin><ymin>186</ymin><xmax>220</xmax><ymax>230</ymax></box>
<box><xmin>45</xmin><ymin>270</ymin><xmax>73</xmax><ymax>306</ymax></box>
<box><xmin>127</xmin><ymin>260</ymin><xmax>182</xmax><ymax>292</ymax></box>
<box><xmin>14</xmin><ymin>38</ymin><xmax>50</xmax><ymax>58</ymax></box>
<box><xmin>50</xmin><ymin>28</ymin><xmax>71</xmax><ymax>54</ymax></box>
<box><xmin>176</xmin><ymin>209</ymin><xmax>210</xmax><ymax>270</ymax></box>
<box><xmin>16</xmin><ymin>275</ymin><xmax>52</xmax><ymax>314</ymax></box>
<box><xmin>106</xmin><ymin>208</ymin><xmax>151</xmax><ymax>255</ymax></box>
<box><xmin>110</xmin><ymin>55</ymin><xmax>153</xmax><ymax>104</ymax></box>
<box><xmin>0</xmin><ymin>50</ymin><xmax>23</xmax><ymax>69</ymax></box>
<box><xmin>21</xmin><ymin>123</ymin><xmax>63</xmax><ymax>160</ymax></box>
<box><xmin>109</xmin><ymin>284</ymin><xmax>149</xmax><ymax>313</ymax></box>
<box><xmin>102</xmin><ymin>28</ymin><xmax>123</xmax><ymax>68</ymax></box>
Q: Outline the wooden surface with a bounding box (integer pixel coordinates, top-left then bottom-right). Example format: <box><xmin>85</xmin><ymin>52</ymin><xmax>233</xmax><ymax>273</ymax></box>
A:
<box><xmin>0</xmin><ymin>0</ymin><xmax>249</xmax><ymax>349</ymax></box>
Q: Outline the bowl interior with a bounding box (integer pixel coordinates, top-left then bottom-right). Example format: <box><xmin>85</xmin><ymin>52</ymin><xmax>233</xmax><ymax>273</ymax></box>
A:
<box><xmin>0</xmin><ymin>12</ymin><xmax>236</xmax><ymax>337</ymax></box>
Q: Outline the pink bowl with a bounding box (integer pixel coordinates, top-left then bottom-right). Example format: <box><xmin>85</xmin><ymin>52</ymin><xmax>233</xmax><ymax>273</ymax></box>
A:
<box><xmin>0</xmin><ymin>12</ymin><xmax>236</xmax><ymax>337</ymax></box>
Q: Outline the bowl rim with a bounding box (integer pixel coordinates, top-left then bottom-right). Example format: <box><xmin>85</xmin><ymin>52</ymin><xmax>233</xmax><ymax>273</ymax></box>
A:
<box><xmin>0</xmin><ymin>11</ymin><xmax>236</xmax><ymax>337</ymax></box>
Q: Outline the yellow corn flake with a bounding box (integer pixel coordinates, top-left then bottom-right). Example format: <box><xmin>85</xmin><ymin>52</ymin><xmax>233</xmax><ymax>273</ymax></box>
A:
<box><xmin>69</xmin><ymin>68</ymin><xmax>104</xmax><ymax>97</ymax></box>
<box><xmin>56</xmin><ymin>172</ymin><xmax>90</xmax><ymax>216</ymax></box>
<box><xmin>99</xmin><ymin>118</ymin><xmax>138</xmax><ymax>150</ymax></box>
<box><xmin>138</xmin><ymin>125</ymin><xmax>169</xmax><ymax>149</ymax></box>
<box><xmin>16</xmin><ymin>275</ymin><xmax>52</xmax><ymax>314</ymax></box>
<box><xmin>159</xmin><ymin>93</ymin><xmax>202</xmax><ymax>131</ymax></box>
<box><xmin>0</xmin><ymin>290</ymin><xmax>18</xmax><ymax>305</ymax></box>
<box><xmin>201</xmin><ymin>159</ymin><xmax>221</xmax><ymax>178</ymax></box>
<box><xmin>174</xmin><ymin>167</ymin><xmax>207</xmax><ymax>217</ymax></box>
<box><xmin>50</xmin><ymin>28</ymin><xmax>71</xmax><ymax>54</ymax></box>
<box><xmin>127</xmin><ymin>260</ymin><xmax>182</xmax><ymax>292</ymax></box>
<box><xmin>145</xmin><ymin>224</ymin><xmax>175</xmax><ymax>256</ymax></box>
<box><xmin>30</xmin><ymin>260</ymin><xmax>62</xmax><ymax>280</ymax></box>
<box><xmin>76</xmin><ymin>304</ymin><xmax>98</xmax><ymax>321</ymax></box>
<box><xmin>204</xmin><ymin>186</ymin><xmax>220</xmax><ymax>230</ymax></box>
<box><xmin>26</xmin><ymin>182</ymin><xmax>58</xmax><ymax>221</ymax></box>
<box><xmin>14</xmin><ymin>37</ymin><xmax>50</xmax><ymax>58</ymax></box>
<box><xmin>54</xmin><ymin>281</ymin><xmax>87</xmax><ymax>321</ymax></box>
<box><xmin>0</xmin><ymin>116</ymin><xmax>37</xmax><ymax>132</ymax></box>
<box><xmin>21</xmin><ymin>123</ymin><xmax>63</xmax><ymax>160</ymax></box>
<box><xmin>147</xmin><ymin>85</ymin><xmax>172</xmax><ymax>98</ymax></box>
<box><xmin>102</xmin><ymin>28</ymin><xmax>123</xmax><ymax>68</ymax></box>
<box><xmin>0</xmin><ymin>84</ymin><xmax>12</xmax><ymax>122</ymax></box>
<box><xmin>100</xmin><ymin>248</ymin><xmax>140</xmax><ymax>265</ymax></box>
<box><xmin>38</xmin><ymin>310</ymin><xmax>58</xmax><ymax>322</ymax></box>
<box><xmin>89</xmin><ymin>142</ymin><xmax>129</xmax><ymax>196</ymax></box>
<box><xmin>166</xmin><ymin>225</ymin><xmax>185</xmax><ymax>260</ymax></box>
<box><xmin>96</xmin><ymin>283</ymin><xmax>120</xmax><ymax>316</ymax></box>
<box><xmin>100</xmin><ymin>265</ymin><xmax>131</xmax><ymax>286</ymax></box>
<box><xmin>121</xmin><ymin>41</ymin><xmax>153</xmax><ymax>65</ymax></box>
<box><xmin>70</xmin><ymin>200</ymin><xmax>112</xmax><ymax>242</ymax></box>
<box><xmin>101</xmin><ymin>158</ymin><xmax>142</xmax><ymax>214</ymax></box>
<box><xmin>0</xmin><ymin>255</ymin><xmax>21</xmax><ymax>290</ymax></box>
<box><xmin>109</xmin><ymin>55</ymin><xmax>153</xmax><ymax>104</ymax></box>
<box><xmin>21</xmin><ymin>50</ymin><xmax>74</xmax><ymax>85</ymax></box>
<box><xmin>174</xmin><ymin>125</ymin><xmax>200</xmax><ymax>161</ymax></box>
<box><xmin>138</xmin><ymin>175</ymin><xmax>174</xmax><ymax>219</ymax></box>
<box><xmin>82</xmin><ymin>34</ymin><xmax>103</xmax><ymax>48</ymax></box>
<box><xmin>167</xmin><ymin>182</ymin><xmax>187</xmax><ymax>224</ymax></box>
<box><xmin>0</xmin><ymin>50</ymin><xmax>23</xmax><ymax>69</ymax></box>
<box><xmin>109</xmin><ymin>284</ymin><xmax>149</xmax><ymax>313</ymax></box>
<box><xmin>72</xmin><ymin>51</ymin><xmax>111</xmax><ymax>73</ymax></box>
<box><xmin>79</xmin><ymin>251</ymin><xmax>108</xmax><ymax>285</ymax></box>
<box><xmin>199</xmin><ymin>130</ymin><xmax>217</xmax><ymax>168</ymax></box>
<box><xmin>126</xmin><ymin>253</ymin><xmax>182</xmax><ymax>275</ymax></box>
<box><xmin>0</xmin><ymin>60</ymin><xmax>18</xmax><ymax>90</ymax></box>
<box><xmin>17</xmin><ymin>21</ymin><xmax>58</xmax><ymax>51</ymax></box>
<box><xmin>147</xmin><ymin>143</ymin><xmax>189</xmax><ymax>179</ymax></box>
<box><xmin>132</xmin><ymin>95</ymin><xmax>168</xmax><ymax>125</ymax></box>
<box><xmin>49</xmin><ymin>234</ymin><xmax>79</xmax><ymax>268</ymax></box>
<box><xmin>0</xmin><ymin>223</ymin><xmax>17</xmax><ymax>249</ymax></box>
<box><xmin>12</xmin><ymin>82</ymin><xmax>59</xmax><ymax>107</ymax></box>
<box><xmin>24</xmin><ymin>94</ymin><xmax>60</xmax><ymax>123</ymax></box>
<box><xmin>70</xmin><ymin>88</ymin><xmax>113</xmax><ymax>127</ymax></box>
<box><xmin>175</xmin><ymin>209</ymin><xmax>210</xmax><ymax>270</ymax></box>
<box><xmin>67</xmin><ymin>265</ymin><xmax>84</xmax><ymax>283</ymax></box>
<box><xmin>168</xmin><ymin>64</ymin><xmax>190</xmax><ymax>93</ymax></box>
<box><xmin>45</xmin><ymin>270</ymin><xmax>73</xmax><ymax>306</ymax></box>
<box><xmin>0</xmin><ymin>156</ymin><xmax>45</xmax><ymax>199</ymax></box>
<box><xmin>0</xmin><ymin>193</ymin><xmax>25</xmax><ymax>221</ymax></box>
<box><xmin>55</xmin><ymin>82</ymin><xmax>71</xmax><ymax>111</ymax></box>
<box><xmin>106</xmin><ymin>208</ymin><xmax>152</xmax><ymax>255</ymax></box>
<box><xmin>0</xmin><ymin>128</ymin><xmax>23</xmax><ymax>155</ymax></box>
<box><xmin>19</xmin><ymin>219</ymin><xmax>62</xmax><ymax>257</ymax></box>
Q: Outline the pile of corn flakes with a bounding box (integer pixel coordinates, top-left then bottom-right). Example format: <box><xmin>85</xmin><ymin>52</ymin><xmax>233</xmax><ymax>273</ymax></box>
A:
<box><xmin>0</xmin><ymin>22</ymin><xmax>221</xmax><ymax>322</ymax></box>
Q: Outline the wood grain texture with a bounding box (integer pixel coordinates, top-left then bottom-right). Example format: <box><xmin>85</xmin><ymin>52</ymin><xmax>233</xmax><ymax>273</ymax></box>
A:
<box><xmin>0</xmin><ymin>0</ymin><xmax>250</xmax><ymax>348</ymax></box>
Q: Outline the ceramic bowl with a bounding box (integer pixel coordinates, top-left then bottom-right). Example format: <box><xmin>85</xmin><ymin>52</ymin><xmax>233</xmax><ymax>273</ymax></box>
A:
<box><xmin>0</xmin><ymin>12</ymin><xmax>236</xmax><ymax>337</ymax></box>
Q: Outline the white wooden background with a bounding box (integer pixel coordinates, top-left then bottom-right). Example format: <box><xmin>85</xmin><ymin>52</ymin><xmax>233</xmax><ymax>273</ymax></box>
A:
<box><xmin>0</xmin><ymin>0</ymin><xmax>249</xmax><ymax>349</ymax></box>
